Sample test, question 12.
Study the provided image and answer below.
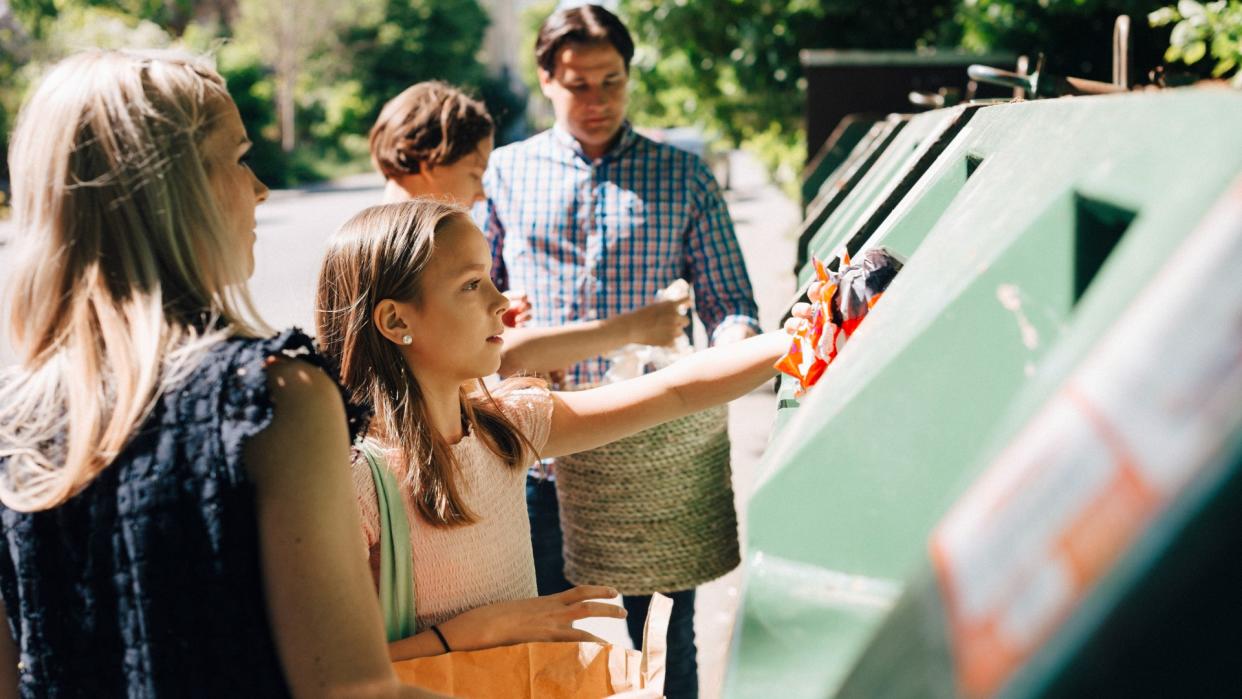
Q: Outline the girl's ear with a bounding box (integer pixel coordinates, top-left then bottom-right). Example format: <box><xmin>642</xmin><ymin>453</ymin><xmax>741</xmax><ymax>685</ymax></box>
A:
<box><xmin>373</xmin><ymin>299</ymin><xmax>414</xmax><ymax>346</ymax></box>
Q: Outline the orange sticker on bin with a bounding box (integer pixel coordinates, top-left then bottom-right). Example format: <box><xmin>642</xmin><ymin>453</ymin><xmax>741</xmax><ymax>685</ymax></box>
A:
<box><xmin>931</xmin><ymin>174</ymin><xmax>1242</xmax><ymax>699</ymax></box>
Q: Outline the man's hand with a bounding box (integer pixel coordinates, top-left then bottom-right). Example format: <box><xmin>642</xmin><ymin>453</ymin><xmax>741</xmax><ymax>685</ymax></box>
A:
<box><xmin>612</xmin><ymin>299</ymin><xmax>690</xmax><ymax>347</ymax></box>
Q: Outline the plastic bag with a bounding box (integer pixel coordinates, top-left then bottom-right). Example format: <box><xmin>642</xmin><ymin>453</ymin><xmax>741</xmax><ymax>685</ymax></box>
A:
<box><xmin>604</xmin><ymin>279</ymin><xmax>692</xmax><ymax>383</ymax></box>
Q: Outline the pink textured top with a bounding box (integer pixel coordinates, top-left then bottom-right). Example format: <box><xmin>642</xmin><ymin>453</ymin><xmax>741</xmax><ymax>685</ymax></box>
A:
<box><xmin>352</xmin><ymin>387</ymin><xmax>553</xmax><ymax>631</ymax></box>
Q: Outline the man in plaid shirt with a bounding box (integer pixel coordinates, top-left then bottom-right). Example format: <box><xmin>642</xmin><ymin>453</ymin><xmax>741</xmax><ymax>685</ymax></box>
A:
<box><xmin>475</xmin><ymin>6</ymin><xmax>759</xmax><ymax>696</ymax></box>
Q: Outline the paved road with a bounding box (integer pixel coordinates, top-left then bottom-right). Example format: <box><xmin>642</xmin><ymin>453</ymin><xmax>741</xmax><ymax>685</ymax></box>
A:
<box><xmin>0</xmin><ymin>174</ymin><xmax>382</xmax><ymax>364</ymax></box>
<box><xmin>0</xmin><ymin>150</ymin><xmax>799</xmax><ymax>697</ymax></box>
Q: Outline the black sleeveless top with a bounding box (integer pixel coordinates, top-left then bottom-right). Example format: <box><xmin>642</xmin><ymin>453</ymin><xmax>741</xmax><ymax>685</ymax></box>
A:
<box><xmin>0</xmin><ymin>330</ymin><xmax>367</xmax><ymax>698</ymax></box>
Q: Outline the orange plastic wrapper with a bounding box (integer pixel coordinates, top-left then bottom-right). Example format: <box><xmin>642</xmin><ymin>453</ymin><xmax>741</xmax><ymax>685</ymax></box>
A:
<box><xmin>775</xmin><ymin>247</ymin><xmax>904</xmax><ymax>394</ymax></box>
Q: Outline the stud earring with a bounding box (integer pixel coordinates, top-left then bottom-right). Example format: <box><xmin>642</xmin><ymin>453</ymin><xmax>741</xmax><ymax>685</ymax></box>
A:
<box><xmin>402</xmin><ymin>334</ymin><xmax>413</xmax><ymax>345</ymax></box>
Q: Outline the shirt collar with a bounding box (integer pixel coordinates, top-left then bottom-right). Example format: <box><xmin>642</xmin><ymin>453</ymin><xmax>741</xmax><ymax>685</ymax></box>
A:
<box><xmin>551</xmin><ymin>121</ymin><xmax>638</xmax><ymax>164</ymax></box>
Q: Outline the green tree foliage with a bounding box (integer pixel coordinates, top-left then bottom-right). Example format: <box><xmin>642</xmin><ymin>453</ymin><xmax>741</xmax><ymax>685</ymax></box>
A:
<box><xmin>609</xmin><ymin>0</ymin><xmax>1172</xmax><ymax>192</ymax></box>
<box><xmin>215</xmin><ymin>43</ymin><xmax>290</xmax><ymax>187</ymax></box>
<box><xmin>1</xmin><ymin>9</ymin><xmax>31</xmax><ymax>190</ymax></box>
<box><xmin>1150</xmin><ymin>0</ymin><xmax>1242</xmax><ymax>85</ymax></box>
<box><xmin>348</xmin><ymin>0</ymin><xmax>489</xmax><ymax>101</ymax></box>
<box><xmin>614</xmin><ymin>0</ymin><xmax>956</xmax><ymax>190</ymax></box>
<box><xmin>1</xmin><ymin>0</ymin><xmax>1217</xmax><ymax>198</ymax></box>
<box><xmin>6</xmin><ymin>0</ymin><xmax>230</xmax><ymax>39</ymax></box>
<box><xmin>517</xmin><ymin>0</ymin><xmax>558</xmax><ymax>132</ymax></box>
<box><xmin>1</xmin><ymin>0</ymin><xmax>522</xmax><ymax>189</ymax></box>
<box><xmin>947</xmin><ymin>0</ymin><xmax>1170</xmax><ymax>78</ymax></box>
<box><xmin>344</xmin><ymin>0</ymin><xmax>524</xmax><ymax>147</ymax></box>
<box><xmin>618</xmin><ymin>0</ymin><xmax>954</xmax><ymax>146</ymax></box>
<box><xmin>1</xmin><ymin>3</ymin><xmax>176</xmax><ymax>186</ymax></box>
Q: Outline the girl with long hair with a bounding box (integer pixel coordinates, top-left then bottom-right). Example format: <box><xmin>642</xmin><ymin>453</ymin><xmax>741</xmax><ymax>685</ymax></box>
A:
<box><xmin>316</xmin><ymin>199</ymin><xmax>798</xmax><ymax>660</ymax></box>
<box><xmin>0</xmin><ymin>50</ymin><xmax>439</xmax><ymax>697</ymax></box>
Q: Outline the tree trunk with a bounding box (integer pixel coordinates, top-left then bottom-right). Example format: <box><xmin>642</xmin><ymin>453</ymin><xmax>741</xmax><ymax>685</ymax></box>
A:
<box><xmin>277</xmin><ymin>0</ymin><xmax>297</xmax><ymax>153</ymax></box>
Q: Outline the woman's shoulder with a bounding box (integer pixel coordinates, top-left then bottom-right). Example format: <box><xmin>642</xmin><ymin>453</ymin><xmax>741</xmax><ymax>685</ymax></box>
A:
<box><xmin>206</xmin><ymin>328</ymin><xmax>370</xmax><ymax>469</ymax></box>
<box><xmin>211</xmin><ymin>327</ymin><xmax>318</xmax><ymax>373</ymax></box>
<box><xmin>223</xmin><ymin>328</ymin><xmax>365</xmax><ymax>423</ymax></box>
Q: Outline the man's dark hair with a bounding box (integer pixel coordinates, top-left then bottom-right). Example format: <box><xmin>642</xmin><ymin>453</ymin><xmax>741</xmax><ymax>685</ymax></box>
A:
<box><xmin>534</xmin><ymin>4</ymin><xmax>635</xmax><ymax>75</ymax></box>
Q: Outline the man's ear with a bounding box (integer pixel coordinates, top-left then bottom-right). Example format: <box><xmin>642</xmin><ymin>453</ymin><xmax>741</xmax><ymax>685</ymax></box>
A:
<box><xmin>373</xmin><ymin>299</ymin><xmax>413</xmax><ymax>346</ymax></box>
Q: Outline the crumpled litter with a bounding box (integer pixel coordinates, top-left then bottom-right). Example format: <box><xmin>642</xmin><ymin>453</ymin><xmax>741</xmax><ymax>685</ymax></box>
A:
<box><xmin>604</xmin><ymin>279</ymin><xmax>693</xmax><ymax>383</ymax></box>
<box><xmin>775</xmin><ymin>247</ymin><xmax>904</xmax><ymax>394</ymax></box>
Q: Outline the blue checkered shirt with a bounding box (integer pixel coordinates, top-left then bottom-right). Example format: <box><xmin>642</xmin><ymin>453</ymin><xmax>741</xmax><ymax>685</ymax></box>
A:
<box><xmin>474</xmin><ymin>122</ymin><xmax>760</xmax><ymax>389</ymax></box>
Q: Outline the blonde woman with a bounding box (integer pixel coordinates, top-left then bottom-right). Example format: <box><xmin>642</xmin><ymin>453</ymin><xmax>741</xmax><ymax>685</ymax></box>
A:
<box><xmin>0</xmin><ymin>50</ymin><xmax>440</xmax><ymax>697</ymax></box>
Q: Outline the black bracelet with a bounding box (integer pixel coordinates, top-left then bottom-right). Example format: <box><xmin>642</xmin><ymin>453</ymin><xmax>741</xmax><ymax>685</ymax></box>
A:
<box><xmin>430</xmin><ymin>624</ymin><xmax>452</xmax><ymax>653</ymax></box>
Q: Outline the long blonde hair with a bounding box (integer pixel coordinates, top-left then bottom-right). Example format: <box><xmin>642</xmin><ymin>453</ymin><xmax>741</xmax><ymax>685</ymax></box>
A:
<box><xmin>0</xmin><ymin>50</ymin><xmax>269</xmax><ymax>512</ymax></box>
<box><xmin>316</xmin><ymin>200</ymin><xmax>538</xmax><ymax>527</ymax></box>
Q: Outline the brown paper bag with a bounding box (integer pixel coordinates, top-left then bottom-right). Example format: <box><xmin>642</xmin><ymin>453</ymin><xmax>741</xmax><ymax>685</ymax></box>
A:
<box><xmin>393</xmin><ymin>593</ymin><xmax>671</xmax><ymax>698</ymax></box>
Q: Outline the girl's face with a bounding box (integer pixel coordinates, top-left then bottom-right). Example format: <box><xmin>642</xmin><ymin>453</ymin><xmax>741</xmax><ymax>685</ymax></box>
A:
<box><xmin>420</xmin><ymin>137</ymin><xmax>493</xmax><ymax>207</ymax></box>
<box><xmin>202</xmin><ymin>98</ymin><xmax>269</xmax><ymax>278</ymax></box>
<box><xmin>399</xmin><ymin>217</ymin><xmax>509</xmax><ymax>383</ymax></box>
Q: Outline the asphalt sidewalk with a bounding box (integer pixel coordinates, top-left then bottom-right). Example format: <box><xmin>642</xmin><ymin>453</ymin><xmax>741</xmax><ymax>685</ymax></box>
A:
<box><xmin>699</xmin><ymin>149</ymin><xmax>799</xmax><ymax>698</ymax></box>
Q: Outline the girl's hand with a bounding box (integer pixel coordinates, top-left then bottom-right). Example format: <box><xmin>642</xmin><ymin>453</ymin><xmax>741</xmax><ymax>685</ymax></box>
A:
<box><xmin>437</xmin><ymin>585</ymin><xmax>626</xmax><ymax>651</ymax></box>
<box><xmin>614</xmin><ymin>299</ymin><xmax>690</xmax><ymax>347</ymax></box>
<box><xmin>501</xmin><ymin>290</ymin><xmax>533</xmax><ymax>328</ymax></box>
<box><xmin>785</xmin><ymin>281</ymin><xmax>824</xmax><ymax>335</ymax></box>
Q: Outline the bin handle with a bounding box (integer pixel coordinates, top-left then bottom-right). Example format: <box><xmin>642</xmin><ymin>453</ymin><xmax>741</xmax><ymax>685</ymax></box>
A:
<box><xmin>967</xmin><ymin>65</ymin><xmax>1034</xmax><ymax>94</ymax></box>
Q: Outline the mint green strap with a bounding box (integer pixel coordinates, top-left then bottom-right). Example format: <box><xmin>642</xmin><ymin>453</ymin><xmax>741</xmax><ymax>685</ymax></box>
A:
<box><xmin>361</xmin><ymin>445</ymin><xmax>416</xmax><ymax>642</ymax></box>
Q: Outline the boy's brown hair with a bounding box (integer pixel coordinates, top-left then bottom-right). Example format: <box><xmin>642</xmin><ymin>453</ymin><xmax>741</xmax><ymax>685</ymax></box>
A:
<box><xmin>369</xmin><ymin>81</ymin><xmax>493</xmax><ymax>180</ymax></box>
<box><xmin>535</xmin><ymin>4</ymin><xmax>634</xmax><ymax>75</ymax></box>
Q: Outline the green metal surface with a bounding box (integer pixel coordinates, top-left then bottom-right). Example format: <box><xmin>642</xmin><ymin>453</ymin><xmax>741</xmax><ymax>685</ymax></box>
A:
<box><xmin>727</xmin><ymin>89</ymin><xmax>1242</xmax><ymax>699</ymax></box>
<box><xmin>837</xmin><ymin>177</ymin><xmax>1242</xmax><ymax>699</ymax></box>
<box><xmin>797</xmin><ymin>104</ymin><xmax>977</xmax><ymax>288</ymax></box>
<box><xmin>778</xmin><ymin>106</ymin><xmax>980</xmax><ymax>437</ymax></box>
<box><xmin>795</xmin><ymin>116</ymin><xmax>908</xmax><ymax>274</ymax></box>
<box><xmin>801</xmin><ymin>117</ymin><xmax>880</xmax><ymax>208</ymax></box>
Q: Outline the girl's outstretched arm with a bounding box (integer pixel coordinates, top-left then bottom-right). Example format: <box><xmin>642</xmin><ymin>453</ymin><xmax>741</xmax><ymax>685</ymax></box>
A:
<box><xmin>542</xmin><ymin>331</ymin><xmax>789</xmax><ymax>458</ymax></box>
<box><xmin>245</xmin><ymin>358</ymin><xmax>444</xmax><ymax>698</ymax></box>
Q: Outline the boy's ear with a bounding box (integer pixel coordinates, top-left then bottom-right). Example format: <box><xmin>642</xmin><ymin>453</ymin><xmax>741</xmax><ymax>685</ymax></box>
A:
<box><xmin>538</xmin><ymin>68</ymin><xmax>554</xmax><ymax>97</ymax></box>
<box><xmin>373</xmin><ymin>299</ymin><xmax>412</xmax><ymax>346</ymax></box>
<box><xmin>414</xmin><ymin>165</ymin><xmax>439</xmax><ymax>189</ymax></box>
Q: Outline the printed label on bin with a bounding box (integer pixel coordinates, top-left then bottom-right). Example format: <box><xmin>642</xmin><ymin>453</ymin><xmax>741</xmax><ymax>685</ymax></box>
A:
<box><xmin>930</xmin><ymin>178</ymin><xmax>1242</xmax><ymax>699</ymax></box>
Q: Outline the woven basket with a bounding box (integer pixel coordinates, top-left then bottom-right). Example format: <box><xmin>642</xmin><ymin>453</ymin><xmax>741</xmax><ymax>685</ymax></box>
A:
<box><xmin>553</xmin><ymin>405</ymin><xmax>739</xmax><ymax>595</ymax></box>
